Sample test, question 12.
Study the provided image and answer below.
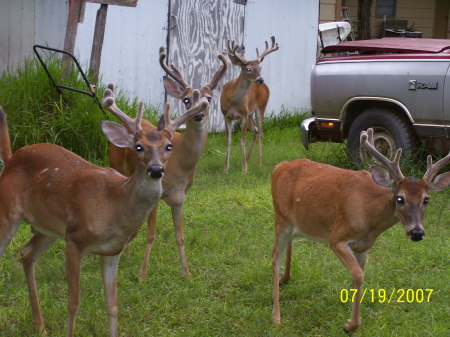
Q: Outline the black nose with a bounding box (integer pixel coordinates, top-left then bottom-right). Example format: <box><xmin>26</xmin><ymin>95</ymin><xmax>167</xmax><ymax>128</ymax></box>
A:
<box><xmin>408</xmin><ymin>228</ymin><xmax>425</xmax><ymax>241</ymax></box>
<box><xmin>256</xmin><ymin>78</ymin><xmax>264</xmax><ymax>84</ymax></box>
<box><xmin>147</xmin><ymin>165</ymin><xmax>164</xmax><ymax>179</ymax></box>
<box><xmin>194</xmin><ymin>113</ymin><xmax>204</xmax><ymax>121</ymax></box>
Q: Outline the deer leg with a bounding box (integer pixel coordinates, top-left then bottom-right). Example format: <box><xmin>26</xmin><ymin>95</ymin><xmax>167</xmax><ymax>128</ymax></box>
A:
<box><xmin>101</xmin><ymin>254</ymin><xmax>121</xmax><ymax>337</ymax></box>
<box><xmin>0</xmin><ymin>210</ymin><xmax>20</xmax><ymax>256</ymax></box>
<box><xmin>280</xmin><ymin>240</ymin><xmax>293</xmax><ymax>285</ymax></box>
<box><xmin>246</xmin><ymin>116</ymin><xmax>257</xmax><ymax>162</ymax></box>
<box><xmin>353</xmin><ymin>251</ymin><xmax>368</xmax><ymax>269</ymax></box>
<box><xmin>224</xmin><ymin>118</ymin><xmax>233</xmax><ymax>172</ymax></box>
<box><xmin>65</xmin><ymin>240</ymin><xmax>84</xmax><ymax>337</ymax></box>
<box><xmin>240</xmin><ymin>116</ymin><xmax>249</xmax><ymax>173</ymax></box>
<box><xmin>139</xmin><ymin>204</ymin><xmax>158</xmax><ymax>281</ymax></box>
<box><xmin>255</xmin><ymin>108</ymin><xmax>264</xmax><ymax>167</ymax></box>
<box><xmin>331</xmin><ymin>242</ymin><xmax>364</xmax><ymax>333</ymax></box>
<box><xmin>20</xmin><ymin>232</ymin><xmax>56</xmax><ymax>336</ymax></box>
<box><xmin>272</xmin><ymin>223</ymin><xmax>292</xmax><ymax>325</ymax></box>
<box><xmin>172</xmin><ymin>204</ymin><xmax>191</xmax><ymax>277</ymax></box>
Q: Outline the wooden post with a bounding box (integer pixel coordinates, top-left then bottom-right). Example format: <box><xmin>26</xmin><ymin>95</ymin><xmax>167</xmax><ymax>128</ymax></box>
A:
<box><xmin>62</xmin><ymin>0</ymin><xmax>84</xmax><ymax>79</ymax></box>
<box><xmin>89</xmin><ymin>4</ymin><xmax>108</xmax><ymax>83</ymax></box>
<box><xmin>62</xmin><ymin>0</ymin><xmax>138</xmax><ymax>80</ymax></box>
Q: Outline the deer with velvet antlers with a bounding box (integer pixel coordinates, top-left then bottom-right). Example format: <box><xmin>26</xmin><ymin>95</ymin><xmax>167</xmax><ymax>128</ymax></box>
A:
<box><xmin>0</xmin><ymin>85</ymin><xmax>208</xmax><ymax>337</ymax></box>
<box><xmin>220</xmin><ymin>36</ymin><xmax>279</xmax><ymax>173</ymax></box>
<box><xmin>108</xmin><ymin>47</ymin><xmax>227</xmax><ymax>279</ymax></box>
<box><xmin>271</xmin><ymin>128</ymin><xmax>450</xmax><ymax>332</ymax></box>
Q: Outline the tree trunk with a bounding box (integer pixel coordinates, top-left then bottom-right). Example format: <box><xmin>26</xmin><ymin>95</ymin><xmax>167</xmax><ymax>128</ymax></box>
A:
<box><xmin>357</xmin><ymin>0</ymin><xmax>373</xmax><ymax>40</ymax></box>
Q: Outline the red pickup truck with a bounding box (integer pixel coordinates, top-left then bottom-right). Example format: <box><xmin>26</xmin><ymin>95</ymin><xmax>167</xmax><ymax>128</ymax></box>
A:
<box><xmin>302</xmin><ymin>37</ymin><xmax>450</xmax><ymax>164</ymax></box>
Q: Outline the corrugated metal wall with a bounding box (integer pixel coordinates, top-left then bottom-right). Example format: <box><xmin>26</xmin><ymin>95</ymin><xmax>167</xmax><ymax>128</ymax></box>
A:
<box><xmin>0</xmin><ymin>0</ymin><xmax>318</xmax><ymax>130</ymax></box>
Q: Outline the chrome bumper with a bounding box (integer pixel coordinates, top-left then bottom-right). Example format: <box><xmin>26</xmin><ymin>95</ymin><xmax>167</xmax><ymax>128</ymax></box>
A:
<box><xmin>300</xmin><ymin>117</ymin><xmax>316</xmax><ymax>149</ymax></box>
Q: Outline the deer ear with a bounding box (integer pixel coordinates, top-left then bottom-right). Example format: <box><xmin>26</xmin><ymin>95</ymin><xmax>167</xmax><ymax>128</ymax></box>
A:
<box><xmin>163</xmin><ymin>76</ymin><xmax>185</xmax><ymax>98</ymax></box>
<box><xmin>101</xmin><ymin>121</ymin><xmax>134</xmax><ymax>148</ymax></box>
<box><xmin>427</xmin><ymin>172</ymin><xmax>450</xmax><ymax>191</ymax></box>
<box><xmin>370</xmin><ymin>166</ymin><xmax>394</xmax><ymax>188</ymax></box>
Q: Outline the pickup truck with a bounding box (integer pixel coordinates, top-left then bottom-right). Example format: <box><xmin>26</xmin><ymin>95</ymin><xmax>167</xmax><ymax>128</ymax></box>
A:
<box><xmin>301</xmin><ymin>37</ymin><xmax>450</xmax><ymax>165</ymax></box>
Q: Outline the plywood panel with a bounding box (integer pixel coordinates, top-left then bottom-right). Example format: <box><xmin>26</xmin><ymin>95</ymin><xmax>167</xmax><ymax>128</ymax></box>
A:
<box><xmin>169</xmin><ymin>0</ymin><xmax>244</xmax><ymax>131</ymax></box>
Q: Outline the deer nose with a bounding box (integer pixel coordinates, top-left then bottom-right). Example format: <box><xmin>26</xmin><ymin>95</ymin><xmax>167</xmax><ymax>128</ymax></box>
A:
<box><xmin>147</xmin><ymin>165</ymin><xmax>164</xmax><ymax>179</ymax></box>
<box><xmin>256</xmin><ymin>78</ymin><xmax>264</xmax><ymax>84</ymax></box>
<box><xmin>194</xmin><ymin>113</ymin><xmax>205</xmax><ymax>121</ymax></box>
<box><xmin>408</xmin><ymin>228</ymin><xmax>425</xmax><ymax>241</ymax></box>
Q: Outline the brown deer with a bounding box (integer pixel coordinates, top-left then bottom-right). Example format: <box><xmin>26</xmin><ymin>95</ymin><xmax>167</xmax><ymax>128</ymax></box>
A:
<box><xmin>220</xmin><ymin>36</ymin><xmax>279</xmax><ymax>173</ymax></box>
<box><xmin>271</xmin><ymin>128</ymin><xmax>450</xmax><ymax>332</ymax></box>
<box><xmin>0</xmin><ymin>85</ymin><xmax>209</xmax><ymax>337</ymax></box>
<box><xmin>108</xmin><ymin>47</ymin><xmax>227</xmax><ymax>279</ymax></box>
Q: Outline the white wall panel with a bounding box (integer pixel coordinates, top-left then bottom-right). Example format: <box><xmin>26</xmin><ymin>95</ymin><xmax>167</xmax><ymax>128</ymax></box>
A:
<box><xmin>243</xmin><ymin>0</ymin><xmax>319</xmax><ymax>115</ymax></box>
<box><xmin>75</xmin><ymin>1</ymin><xmax>168</xmax><ymax>111</ymax></box>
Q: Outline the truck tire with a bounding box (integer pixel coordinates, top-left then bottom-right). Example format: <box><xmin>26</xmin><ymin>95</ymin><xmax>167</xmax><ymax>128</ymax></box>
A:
<box><xmin>348</xmin><ymin>108</ymin><xmax>416</xmax><ymax>167</ymax></box>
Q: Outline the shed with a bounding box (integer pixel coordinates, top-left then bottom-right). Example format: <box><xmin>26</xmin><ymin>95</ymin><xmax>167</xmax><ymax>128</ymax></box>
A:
<box><xmin>0</xmin><ymin>0</ymin><xmax>319</xmax><ymax>131</ymax></box>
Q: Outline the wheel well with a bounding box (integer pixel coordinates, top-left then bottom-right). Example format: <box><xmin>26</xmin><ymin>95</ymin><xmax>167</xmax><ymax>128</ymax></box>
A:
<box><xmin>342</xmin><ymin>100</ymin><xmax>412</xmax><ymax>139</ymax></box>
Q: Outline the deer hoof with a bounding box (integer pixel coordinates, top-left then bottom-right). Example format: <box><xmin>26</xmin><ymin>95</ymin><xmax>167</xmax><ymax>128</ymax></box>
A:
<box><xmin>343</xmin><ymin>319</ymin><xmax>360</xmax><ymax>333</ymax></box>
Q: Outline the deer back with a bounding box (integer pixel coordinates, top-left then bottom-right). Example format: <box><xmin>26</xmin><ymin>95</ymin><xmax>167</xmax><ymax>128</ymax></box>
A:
<box><xmin>272</xmin><ymin>159</ymin><xmax>397</xmax><ymax>244</ymax></box>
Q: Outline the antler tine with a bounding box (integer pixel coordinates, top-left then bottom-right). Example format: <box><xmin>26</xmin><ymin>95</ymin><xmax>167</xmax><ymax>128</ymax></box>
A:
<box><xmin>360</xmin><ymin>128</ymin><xmax>405</xmax><ymax>182</ymax></box>
<box><xmin>135</xmin><ymin>101</ymin><xmax>144</xmax><ymax>133</ymax></box>
<box><xmin>163</xmin><ymin>89</ymin><xmax>209</xmax><ymax>134</ymax></box>
<box><xmin>227</xmin><ymin>40</ymin><xmax>248</xmax><ymax>65</ymax></box>
<box><xmin>159</xmin><ymin>47</ymin><xmax>190</xmax><ymax>89</ymax></box>
<box><xmin>256</xmin><ymin>35</ymin><xmax>279</xmax><ymax>62</ymax></box>
<box><xmin>204</xmin><ymin>52</ymin><xmax>228</xmax><ymax>91</ymax></box>
<box><xmin>423</xmin><ymin>151</ymin><xmax>450</xmax><ymax>183</ymax></box>
<box><xmin>103</xmin><ymin>83</ymin><xmax>136</xmax><ymax>133</ymax></box>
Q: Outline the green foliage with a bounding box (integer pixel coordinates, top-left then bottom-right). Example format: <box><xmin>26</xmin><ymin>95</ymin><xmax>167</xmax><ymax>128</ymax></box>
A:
<box><xmin>0</xmin><ymin>65</ymin><xmax>448</xmax><ymax>336</ymax></box>
<box><xmin>0</xmin><ymin>58</ymin><xmax>159</xmax><ymax>164</ymax></box>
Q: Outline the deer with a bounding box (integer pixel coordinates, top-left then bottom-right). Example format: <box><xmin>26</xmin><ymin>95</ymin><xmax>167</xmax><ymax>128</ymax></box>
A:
<box><xmin>271</xmin><ymin>128</ymin><xmax>450</xmax><ymax>333</ymax></box>
<box><xmin>108</xmin><ymin>47</ymin><xmax>227</xmax><ymax>279</ymax></box>
<box><xmin>0</xmin><ymin>85</ymin><xmax>209</xmax><ymax>337</ymax></box>
<box><xmin>220</xmin><ymin>36</ymin><xmax>279</xmax><ymax>173</ymax></box>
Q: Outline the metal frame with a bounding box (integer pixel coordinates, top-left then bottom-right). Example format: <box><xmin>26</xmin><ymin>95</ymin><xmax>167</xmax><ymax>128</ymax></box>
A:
<box><xmin>33</xmin><ymin>45</ymin><xmax>106</xmax><ymax>117</ymax></box>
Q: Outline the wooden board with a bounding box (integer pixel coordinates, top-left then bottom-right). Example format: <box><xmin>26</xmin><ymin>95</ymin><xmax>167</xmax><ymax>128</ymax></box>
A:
<box><xmin>168</xmin><ymin>0</ymin><xmax>245</xmax><ymax>131</ymax></box>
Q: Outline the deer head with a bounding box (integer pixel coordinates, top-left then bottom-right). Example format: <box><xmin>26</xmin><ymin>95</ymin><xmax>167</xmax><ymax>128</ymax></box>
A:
<box><xmin>101</xmin><ymin>83</ymin><xmax>208</xmax><ymax>178</ymax></box>
<box><xmin>226</xmin><ymin>36</ymin><xmax>279</xmax><ymax>84</ymax></box>
<box><xmin>361</xmin><ymin>128</ymin><xmax>450</xmax><ymax>241</ymax></box>
<box><xmin>159</xmin><ymin>47</ymin><xmax>227</xmax><ymax>122</ymax></box>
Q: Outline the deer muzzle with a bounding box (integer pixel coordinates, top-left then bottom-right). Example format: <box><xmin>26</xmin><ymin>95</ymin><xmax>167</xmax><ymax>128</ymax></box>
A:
<box><xmin>147</xmin><ymin>165</ymin><xmax>165</xmax><ymax>179</ymax></box>
<box><xmin>408</xmin><ymin>227</ymin><xmax>425</xmax><ymax>241</ymax></box>
<box><xmin>194</xmin><ymin>113</ymin><xmax>205</xmax><ymax>121</ymax></box>
<box><xmin>256</xmin><ymin>77</ymin><xmax>264</xmax><ymax>84</ymax></box>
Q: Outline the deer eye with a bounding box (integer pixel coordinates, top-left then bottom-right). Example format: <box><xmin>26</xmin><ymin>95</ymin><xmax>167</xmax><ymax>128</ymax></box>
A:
<box><xmin>206</xmin><ymin>96</ymin><xmax>212</xmax><ymax>102</ymax></box>
<box><xmin>135</xmin><ymin>144</ymin><xmax>144</xmax><ymax>152</ymax></box>
<box><xmin>182</xmin><ymin>97</ymin><xmax>190</xmax><ymax>105</ymax></box>
<box><xmin>245</xmin><ymin>67</ymin><xmax>251</xmax><ymax>72</ymax></box>
<box><xmin>396</xmin><ymin>196</ymin><xmax>405</xmax><ymax>204</ymax></box>
<box><xmin>166</xmin><ymin>144</ymin><xmax>173</xmax><ymax>151</ymax></box>
<box><xmin>423</xmin><ymin>197</ymin><xmax>430</xmax><ymax>205</ymax></box>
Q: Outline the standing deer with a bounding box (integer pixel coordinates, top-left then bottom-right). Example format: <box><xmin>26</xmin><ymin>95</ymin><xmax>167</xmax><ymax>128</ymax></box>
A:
<box><xmin>0</xmin><ymin>85</ymin><xmax>209</xmax><ymax>337</ymax></box>
<box><xmin>271</xmin><ymin>128</ymin><xmax>450</xmax><ymax>332</ymax></box>
<box><xmin>108</xmin><ymin>47</ymin><xmax>227</xmax><ymax>279</ymax></box>
<box><xmin>220</xmin><ymin>36</ymin><xmax>279</xmax><ymax>173</ymax></box>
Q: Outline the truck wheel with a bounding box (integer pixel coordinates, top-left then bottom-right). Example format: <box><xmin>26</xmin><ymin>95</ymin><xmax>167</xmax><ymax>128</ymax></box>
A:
<box><xmin>348</xmin><ymin>108</ymin><xmax>416</xmax><ymax>167</ymax></box>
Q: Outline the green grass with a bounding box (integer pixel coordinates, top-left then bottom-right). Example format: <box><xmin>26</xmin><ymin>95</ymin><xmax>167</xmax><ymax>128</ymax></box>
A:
<box><xmin>0</xmin><ymin>60</ymin><xmax>449</xmax><ymax>337</ymax></box>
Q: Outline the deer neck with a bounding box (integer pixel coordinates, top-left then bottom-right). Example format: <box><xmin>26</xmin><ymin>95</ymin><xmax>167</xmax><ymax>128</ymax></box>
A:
<box><xmin>122</xmin><ymin>167</ymin><xmax>162</xmax><ymax>205</ymax></box>
<box><xmin>229</xmin><ymin>72</ymin><xmax>252</xmax><ymax>103</ymax></box>
<box><xmin>174</xmin><ymin>112</ymin><xmax>209</xmax><ymax>164</ymax></box>
<box><xmin>369</xmin><ymin>189</ymin><xmax>399</xmax><ymax>236</ymax></box>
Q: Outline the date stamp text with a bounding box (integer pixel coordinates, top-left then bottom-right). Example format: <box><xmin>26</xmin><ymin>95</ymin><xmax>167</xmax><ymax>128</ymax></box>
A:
<box><xmin>340</xmin><ymin>288</ymin><xmax>434</xmax><ymax>303</ymax></box>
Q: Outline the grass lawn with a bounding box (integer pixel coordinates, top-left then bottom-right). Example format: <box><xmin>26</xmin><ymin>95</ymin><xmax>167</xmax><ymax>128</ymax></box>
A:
<box><xmin>0</xmin><ymin>121</ymin><xmax>448</xmax><ymax>337</ymax></box>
